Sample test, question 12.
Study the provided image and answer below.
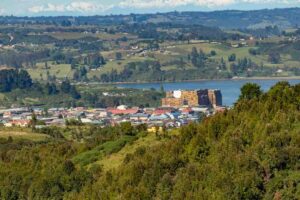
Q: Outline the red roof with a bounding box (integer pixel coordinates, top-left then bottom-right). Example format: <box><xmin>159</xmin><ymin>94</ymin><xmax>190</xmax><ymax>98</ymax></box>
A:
<box><xmin>107</xmin><ymin>108</ymin><xmax>139</xmax><ymax>115</ymax></box>
<box><xmin>11</xmin><ymin>119</ymin><xmax>30</xmax><ymax>125</ymax></box>
<box><xmin>181</xmin><ymin>107</ymin><xmax>193</xmax><ymax>113</ymax></box>
<box><xmin>153</xmin><ymin>108</ymin><xmax>174</xmax><ymax>115</ymax></box>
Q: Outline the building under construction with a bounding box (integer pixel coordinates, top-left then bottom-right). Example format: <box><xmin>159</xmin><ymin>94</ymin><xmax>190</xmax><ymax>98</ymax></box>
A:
<box><xmin>162</xmin><ymin>89</ymin><xmax>222</xmax><ymax>108</ymax></box>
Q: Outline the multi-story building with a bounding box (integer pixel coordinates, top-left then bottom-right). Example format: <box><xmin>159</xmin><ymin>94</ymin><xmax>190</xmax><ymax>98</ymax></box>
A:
<box><xmin>162</xmin><ymin>89</ymin><xmax>222</xmax><ymax>107</ymax></box>
<box><xmin>208</xmin><ymin>89</ymin><xmax>222</xmax><ymax>107</ymax></box>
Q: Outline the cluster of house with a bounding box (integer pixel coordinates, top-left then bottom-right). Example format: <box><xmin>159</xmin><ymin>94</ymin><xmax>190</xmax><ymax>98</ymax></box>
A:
<box><xmin>0</xmin><ymin>105</ymin><xmax>224</xmax><ymax>130</ymax></box>
<box><xmin>0</xmin><ymin>89</ymin><xmax>226</xmax><ymax>131</ymax></box>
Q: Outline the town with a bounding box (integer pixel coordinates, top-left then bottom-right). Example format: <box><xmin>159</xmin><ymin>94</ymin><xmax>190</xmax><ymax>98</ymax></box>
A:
<box><xmin>0</xmin><ymin>89</ymin><xmax>226</xmax><ymax>131</ymax></box>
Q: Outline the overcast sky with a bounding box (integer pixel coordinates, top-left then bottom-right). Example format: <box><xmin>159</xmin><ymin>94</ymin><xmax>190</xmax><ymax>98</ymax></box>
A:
<box><xmin>1</xmin><ymin>0</ymin><xmax>300</xmax><ymax>16</ymax></box>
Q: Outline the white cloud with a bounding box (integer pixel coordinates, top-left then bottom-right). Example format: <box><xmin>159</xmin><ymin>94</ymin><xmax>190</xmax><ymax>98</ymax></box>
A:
<box><xmin>23</xmin><ymin>0</ymin><xmax>300</xmax><ymax>14</ymax></box>
<box><xmin>66</xmin><ymin>2</ymin><xmax>109</xmax><ymax>12</ymax></box>
<box><xmin>119</xmin><ymin>0</ymin><xmax>300</xmax><ymax>9</ymax></box>
<box><xmin>28</xmin><ymin>1</ymin><xmax>113</xmax><ymax>13</ymax></box>
<box><xmin>119</xmin><ymin>0</ymin><xmax>236</xmax><ymax>8</ymax></box>
<box><xmin>29</xmin><ymin>4</ymin><xmax>65</xmax><ymax>13</ymax></box>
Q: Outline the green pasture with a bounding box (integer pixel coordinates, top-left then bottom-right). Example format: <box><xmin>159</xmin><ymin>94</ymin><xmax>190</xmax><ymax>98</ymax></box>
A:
<box><xmin>0</xmin><ymin>130</ymin><xmax>49</xmax><ymax>141</ymax></box>
<box><xmin>27</xmin><ymin>62</ymin><xmax>73</xmax><ymax>80</ymax></box>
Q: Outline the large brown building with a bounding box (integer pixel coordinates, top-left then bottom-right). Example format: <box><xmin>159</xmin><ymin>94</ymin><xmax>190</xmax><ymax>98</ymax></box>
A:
<box><xmin>208</xmin><ymin>90</ymin><xmax>222</xmax><ymax>107</ymax></box>
<box><xmin>162</xmin><ymin>89</ymin><xmax>222</xmax><ymax>108</ymax></box>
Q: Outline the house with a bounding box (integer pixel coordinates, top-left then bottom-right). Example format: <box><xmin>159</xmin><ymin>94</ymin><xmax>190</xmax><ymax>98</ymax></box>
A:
<box><xmin>166</xmin><ymin>112</ymin><xmax>180</xmax><ymax>120</ymax></box>
<box><xmin>129</xmin><ymin>113</ymin><xmax>149</xmax><ymax>121</ymax></box>
<box><xmin>117</xmin><ymin>105</ymin><xmax>128</xmax><ymax>110</ymax></box>
<box><xmin>149</xmin><ymin>114</ymin><xmax>170</xmax><ymax>121</ymax></box>
<box><xmin>33</xmin><ymin>108</ymin><xmax>43</xmax><ymax>115</ymax></box>
<box><xmin>277</xmin><ymin>69</ymin><xmax>283</xmax><ymax>73</ymax></box>
<box><xmin>5</xmin><ymin>119</ymin><xmax>31</xmax><ymax>127</ymax></box>
<box><xmin>180</xmin><ymin>107</ymin><xmax>193</xmax><ymax>114</ymax></box>
<box><xmin>3</xmin><ymin>111</ymin><xmax>12</xmax><ymax>118</ymax></box>
<box><xmin>153</xmin><ymin>107</ymin><xmax>175</xmax><ymax>115</ymax></box>
<box><xmin>191</xmin><ymin>107</ymin><xmax>209</xmax><ymax>113</ymax></box>
<box><xmin>81</xmin><ymin>118</ymin><xmax>93</xmax><ymax>124</ymax></box>
<box><xmin>107</xmin><ymin>108</ymin><xmax>139</xmax><ymax>115</ymax></box>
<box><xmin>46</xmin><ymin>119</ymin><xmax>65</xmax><ymax>126</ymax></box>
<box><xmin>0</xmin><ymin>119</ymin><xmax>5</xmax><ymax>125</ymax></box>
<box><xmin>131</xmin><ymin>45</ymin><xmax>139</xmax><ymax>50</ymax></box>
<box><xmin>98</xmin><ymin>110</ymin><xmax>108</xmax><ymax>118</ymax></box>
<box><xmin>4</xmin><ymin>121</ymin><xmax>12</xmax><ymax>127</ymax></box>
<box><xmin>144</xmin><ymin>108</ymin><xmax>155</xmax><ymax>115</ymax></box>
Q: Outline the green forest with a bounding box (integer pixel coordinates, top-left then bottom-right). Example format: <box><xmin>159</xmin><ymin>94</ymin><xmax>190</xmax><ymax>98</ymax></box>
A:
<box><xmin>0</xmin><ymin>81</ymin><xmax>299</xmax><ymax>199</ymax></box>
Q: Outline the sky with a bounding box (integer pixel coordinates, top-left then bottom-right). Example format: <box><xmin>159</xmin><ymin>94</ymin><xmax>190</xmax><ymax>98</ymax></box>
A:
<box><xmin>1</xmin><ymin>0</ymin><xmax>300</xmax><ymax>16</ymax></box>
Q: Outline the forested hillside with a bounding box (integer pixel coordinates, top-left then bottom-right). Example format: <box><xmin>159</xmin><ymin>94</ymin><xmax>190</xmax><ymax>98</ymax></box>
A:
<box><xmin>0</xmin><ymin>81</ymin><xmax>299</xmax><ymax>199</ymax></box>
<box><xmin>75</xmin><ymin>82</ymin><xmax>300</xmax><ymax>199</ymax></box>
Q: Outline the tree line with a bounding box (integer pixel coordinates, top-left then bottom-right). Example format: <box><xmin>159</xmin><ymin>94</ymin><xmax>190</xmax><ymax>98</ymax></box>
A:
<box><xmin>0</xmin><ymin>69</ymin><xmax>32</xmax><ymax>92</ymax></box>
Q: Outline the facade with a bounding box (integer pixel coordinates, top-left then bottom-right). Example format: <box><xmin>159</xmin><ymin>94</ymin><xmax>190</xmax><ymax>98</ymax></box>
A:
<box><xmin>162</xmin><ymin>89</ymin><xmax>222</xmax><ymax>107</ymax></box>
<box><xmin>208</xmin><ymin>89</ymin><xmax>222</xmax><ymax>107</ymax></box>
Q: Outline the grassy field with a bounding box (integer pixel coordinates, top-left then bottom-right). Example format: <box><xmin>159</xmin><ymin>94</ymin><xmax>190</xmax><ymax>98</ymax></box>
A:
<box><xmin>0</xmin><ymin>93</ymin><xmax>5</xmax><ymax>101</ymax></box>
<box><xmin>72</xmin><ymin>135</ymin><xmax>137</xmax><ymax>167</ymax></box>
<box><xmin>169</xmin><ymin>42</ymin><xmax>300</xmax><ymax>68</ymax></box>
<box><xmin>0</xmin><ymin>130</ymin><xmax>49</xmax><ymax>141</ymax></box>
<box><xmin>88</xmin><ymin>56</ymin><xmax>155</xmax><ymax>78</ymax></box>
<box><xmin>95</xmin><ymin>133</ymin><xmax>165</xmax><ymax>171</ymax></box>
<box><xmin>71</xmin><ymin>132</ymin><xmax>167</xmax><ymax>171</ymax></box>
<box><xmin>48</xmin><ymin>32</ymin><xmax>137</xmax><ymax>41</ymax></box>
<box><xmin>25</xmin><ymin>40</ymin><xmax>300</xmax><ymax>82</ymax></box>
<box><xmin>27</xmin><ymin>62</ymin><xmax>73</xmax><ymax>80</ymax></box>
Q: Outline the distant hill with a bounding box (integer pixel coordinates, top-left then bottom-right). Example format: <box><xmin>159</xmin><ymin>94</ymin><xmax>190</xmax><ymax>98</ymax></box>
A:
<box><xmin>1</xmin><ymin>8</ymin><xmax>300</xmax><ymax>29</ymax></box>
<box><xmin>157</xmin><ymin>8</ymin><xmax>300</xmax><ymax>29</ymax></box>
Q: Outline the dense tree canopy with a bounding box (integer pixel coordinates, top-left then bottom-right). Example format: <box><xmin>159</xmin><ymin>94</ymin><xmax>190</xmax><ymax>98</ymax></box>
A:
<box><xmin>0</xmin><ymin>69</ymin><xmax>32</xmax><ymax>92</ymax></box>
<box><xmin>239</xmin><ymin>83</ymin><xmax>263</xmax><ymax>100</ymax></box>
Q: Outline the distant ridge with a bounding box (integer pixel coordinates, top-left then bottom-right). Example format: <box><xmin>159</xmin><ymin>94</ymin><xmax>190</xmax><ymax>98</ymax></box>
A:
<box><xmin>1</xmin><ymin>7</ymin><xmax>300</xmax><ymax>29</ymax></box>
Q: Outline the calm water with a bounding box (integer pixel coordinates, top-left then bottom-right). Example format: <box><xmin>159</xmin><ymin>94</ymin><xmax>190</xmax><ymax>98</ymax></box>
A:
<box><xmin>119</xmin><ymin>79</ymin><xmax>300</xmax><ymax>106</ymax></box>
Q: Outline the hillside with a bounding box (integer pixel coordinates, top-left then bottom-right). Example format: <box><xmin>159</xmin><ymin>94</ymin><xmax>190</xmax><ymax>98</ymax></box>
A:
<box><xmin>0</xmin><ymin>81</ymin><xmax>299</xmax><ymax>199</ymax></box>
<box><xmin>74</xmin><ymin>82</ymin><xmax>300</xmax><ymax>199</ymax></box>
<box><xmin>1</xmin><ymin>8</ymin><xmax>300</xmax><ymax>29</ymax></box>
<box><xmin>1</xmin><ymin>8</ymin><xmax>300</xmax><ymax>83</ymax></box>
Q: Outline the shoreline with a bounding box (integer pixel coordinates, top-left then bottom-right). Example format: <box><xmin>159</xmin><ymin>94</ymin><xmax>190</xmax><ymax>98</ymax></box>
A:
<box><xmin>231</xmin><ymin>76</ymin><xmax>300</xmax><ymax>80</ymax></box>
<box><xmin>86</xmin><ymin>76</ymin><xmax>300</xmax><ymax>85</ymax></box>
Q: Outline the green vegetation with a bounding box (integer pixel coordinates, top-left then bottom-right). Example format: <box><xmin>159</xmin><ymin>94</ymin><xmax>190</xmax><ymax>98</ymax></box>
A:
<box><xmin>72</xmin><ymin>135</ymin><xmax>137</xmax><ymax>167</ymax></box>
<box><xmin>0</xmin><ymin>70</ymin><xmax>164</xmax><ymax>108</ymax></box>
<box><xmin>0</xmin><ymin>84</ymin><xmax>164</xmax><ymax>108</ymax></box>
<box><xmin>74</xmin><ymin>82</ymin><xmax>300</xmax><ymax>199</ymax></box>
<box><xmin>0</xmin><ymin>129</ymin><xmax>49</xmax><ymax>141</ymax></box>
<box><xmin>0</xmin><ymin>69</ymin><xmax>32</xmax><ymax>92</ymax></box>
<box><xmin>27</xmin><ymin>62</ymin><xmax>73</xmax><ymax>80</ymax></box>
<box><xmin>239</xmin><ymin>83</ymin><xmax>263</xmax><ymax>100</ymax></box>
<box><xmin>96</xmin><ymin>133</ymin><xmax>163</xmax><ymax>171</ymax></box>
<box><xmin>0</xmin><ymin>82</ymin><xmax>299</xmax><ymax>199</ymax></box>
<box><xmin>1</xmin><ymin>10</ymin><xmax>300</xmax><ymax>199</ymax></box>
<box><xmin>0</xmin><ymin>12</ymin><xmax>300</xmax><ymax>85</ymax></box>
